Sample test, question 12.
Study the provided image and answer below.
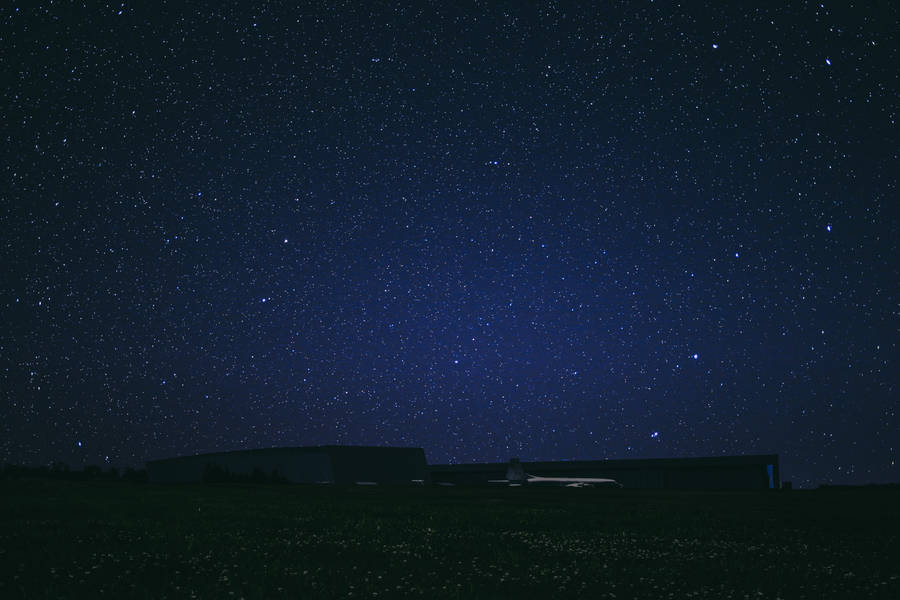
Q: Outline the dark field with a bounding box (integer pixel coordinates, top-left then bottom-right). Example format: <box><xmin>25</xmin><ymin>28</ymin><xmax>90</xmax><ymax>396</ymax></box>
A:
<box><xmin>1</xmin><ymin>480</ymin><xmax>898</xmax><ymax>599</ymax></box>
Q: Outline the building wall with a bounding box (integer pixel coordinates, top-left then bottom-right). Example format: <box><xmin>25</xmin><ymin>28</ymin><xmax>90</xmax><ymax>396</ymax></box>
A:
<box><xmin>146</xmin><ymin>446</ymin><xmax>428</xmax><ymax>484</ymax></box>
<box><xmin>328</xmin><ymin>446</ymin><xmax>429</xmax><ymax>484</ymax></box>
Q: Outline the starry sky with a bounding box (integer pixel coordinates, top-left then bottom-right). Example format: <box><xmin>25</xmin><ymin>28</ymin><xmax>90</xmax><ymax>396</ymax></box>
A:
<box><xmin>2</xmin><ymin>1</ymin><xmax>897</xmax><ymax>488</ymax></box>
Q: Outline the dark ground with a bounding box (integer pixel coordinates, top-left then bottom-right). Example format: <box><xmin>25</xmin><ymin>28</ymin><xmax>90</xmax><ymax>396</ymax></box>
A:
<box><xmin>1</xmin><ymin>480</ymin><xmax>897</xmax><ymax>599</ymax></box>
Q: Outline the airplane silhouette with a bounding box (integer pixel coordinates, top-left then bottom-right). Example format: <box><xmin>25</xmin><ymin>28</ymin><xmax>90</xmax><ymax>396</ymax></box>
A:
<box><xmin>490</xmin><ymin>458</ymin><xmax>622</xmax><ymax>488</ymax></box>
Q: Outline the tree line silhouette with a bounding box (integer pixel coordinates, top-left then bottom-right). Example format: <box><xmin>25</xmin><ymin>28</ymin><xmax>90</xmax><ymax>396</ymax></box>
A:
<box><xmin>1</xmin><ymin>462</ymin><xmax>147</xmax><ymax>482</ymax></box>
<box><xmin>1</xmin><ymin>462</ymin><xmax>289</xmax><ymax>485</ymax></box>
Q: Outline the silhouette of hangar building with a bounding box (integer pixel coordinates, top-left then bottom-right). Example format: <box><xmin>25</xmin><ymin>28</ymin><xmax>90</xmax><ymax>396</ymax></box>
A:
<box><xmin>146</xmin><ymin>446</ymin><xmax>429</xmax><ymax>484</ymax></box>
<box><xmin>430</xmin><ymin>454</ymin><xmax>780</xmax><ymax>490</ymax></box>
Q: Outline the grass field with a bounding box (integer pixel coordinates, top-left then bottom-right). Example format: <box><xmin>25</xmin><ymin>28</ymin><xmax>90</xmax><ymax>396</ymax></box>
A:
<box><xmin>1</xmin><ymin>480</ymin><xmax>898</xmax><ymax>599</ymax></box>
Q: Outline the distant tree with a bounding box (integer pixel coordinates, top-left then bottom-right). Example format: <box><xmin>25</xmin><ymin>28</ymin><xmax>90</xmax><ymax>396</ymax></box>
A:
<box><xmin>251</xmin><ymin>467</ymin><xmax>268</xmax><ymax>483</ymax></box>
<box><xmin>203</xmin><ymin>462</ymin><xmax>231</xmax><ymax>483</ymax></box>
<box><xmin>82</xmin><ymin>465</ymin><xmax>103</xmax><ymax>480</ymax></box>
<box><xmin>50</xmin><ymin>462</ymin><xmax>71</xmax><ymax>479</ymax></box>
<box><xmin>122</xmin><ymin>467</ymin><xmax>147</xmax><ymax>483</ymax></box>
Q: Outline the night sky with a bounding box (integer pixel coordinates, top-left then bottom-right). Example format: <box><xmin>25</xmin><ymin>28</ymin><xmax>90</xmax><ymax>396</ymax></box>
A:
<box><xmin>3</xmin><ymin>1</ymin><xmax>897</xmax><ymax>488</ymax></box>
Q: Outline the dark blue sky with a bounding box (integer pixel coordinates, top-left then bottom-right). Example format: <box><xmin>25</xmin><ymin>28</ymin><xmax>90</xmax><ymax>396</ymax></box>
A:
<box><xmin>3</xmin><ymin>1</ymin><xmax>897</xmax><ymax>487</ymax></box>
